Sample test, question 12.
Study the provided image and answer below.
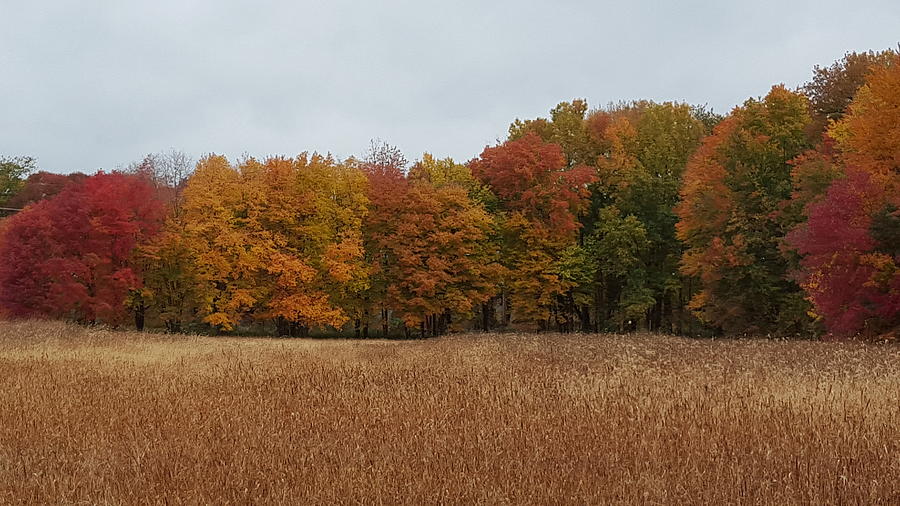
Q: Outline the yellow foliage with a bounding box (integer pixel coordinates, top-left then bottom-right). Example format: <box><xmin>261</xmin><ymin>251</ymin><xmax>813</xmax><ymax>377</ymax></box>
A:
<box><xmin>176</xmin><ymin>153</ymin><xmax>369</xmax><ymax>332</ymax></box>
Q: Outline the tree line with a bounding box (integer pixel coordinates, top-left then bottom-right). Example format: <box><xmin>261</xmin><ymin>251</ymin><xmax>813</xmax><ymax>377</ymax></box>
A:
<box><xmin>1</xmin><ymin>49</ymin><xmax>898</xmax><ymax>339</ymax></box>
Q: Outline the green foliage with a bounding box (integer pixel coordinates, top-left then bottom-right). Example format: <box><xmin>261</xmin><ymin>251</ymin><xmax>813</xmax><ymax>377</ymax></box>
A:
<box><xmin>509</xmin><ymin>99</ymin><xmax>603</xmax><ymax>167</ymax></box>
<box><xmin>0</xmin><ymin>156</ymin><xmax>36</xmax><ymax>207</ymax></box>
<box><xmin>584</xmin><ymin>207</ymin><xmax>653</xmax><ymax>328</ymax></box>
<box><xmin>871</xmin><ymin>204</ymin><xmax>900</xmax><ymax>258</ymax></box>
<box><xmin>7</xmin><ymin>47</ymin><xmax>900</xmax><ymax>339</ymax></box>
<box><xmin>409</xmin><ymin>153</ymin><xmax>499</xmax><ymax>212</ymax></box>
<box><xmin>678</xmin><ymin>86</ymin><xmax>816</xmax><ymax>336</ymax></box>
<box><xmin>589</xmin><ymin>102</ymin><xmax>706</xmax><ymax>331</ymax></box>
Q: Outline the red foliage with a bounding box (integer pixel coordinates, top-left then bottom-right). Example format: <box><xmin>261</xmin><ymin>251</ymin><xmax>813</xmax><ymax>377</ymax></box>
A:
<box><xmin>5</xmin><ymin>171</ymin><xmax>88</xmax><ymax>209</ymax></box>
<box><xmin>585</xmin><ymin>110</ymin><xmax>613</xmax><ymax>146</ymax></box>
<box><xmin>362</xmin><ymin>156</ymin><xmax>410</xmax><ymax>269</ymax></box>
<box><xmin>469</xmin><ymin>133</ymin><xmax>595</xmax><ymax>238</ymax></box>
<box><xmin>787</xmin><ymin>170</ymin><xmax>900</xmax><ymax>335</ymax></box>
<box><xmin>0</xmin><ymin>173</ymin><xmax>165</xmax><ymax>323</ymax></box>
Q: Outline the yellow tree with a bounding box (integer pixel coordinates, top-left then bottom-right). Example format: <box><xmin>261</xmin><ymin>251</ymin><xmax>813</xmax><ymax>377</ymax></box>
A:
<box><xmin>830</xmin><ymin>53</ymin><xmax>900</xmax><ymax>174</ymax></box>
<box><xmin>248</xmin><ymin>154</ymin><xmax>369</xmax><ymax>335</ymax></box>
<box><xmin>180</xmin><ymin>155</ymin><xmax>262</xmax><ymax>331</ymax></box>
<box><xmin>179</xmin><ymin>153</ymin><xmax>369</xmax><ymax>334</ymax></box>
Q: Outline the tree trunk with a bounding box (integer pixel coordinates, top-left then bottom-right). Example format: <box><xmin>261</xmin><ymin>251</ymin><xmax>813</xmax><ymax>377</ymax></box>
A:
<box><xmin>443</xmin><ymin>309</ymin><xmax>451</xmax><ymax>335</ymax></box>
<box><xmin>580</xmin><ymin>304</ymin><xmax>591</xmax><ymax>333</ymax></box>
<box><xmin>502</xmin><ymin>291</ymin><xmax>512</xmax><ymax>328</ymax></box>
<box><xmin>276</xmin><ymin>317</ymin><xmax>290</xmax><ymax>337</ymax></box>
<box><xmin>363</xmin><ymin>307</ymin><xmax>370</xmax><ymax>339</ymax></box>
<box><xmin>134</xmin><ymin>306</ymin><xmax>145</xmax><ymax>332</ymax></box>
<box><xmin>653</xmin><ymin>297</ymin><xmax>663</xmax><ymax>331</ymax></box>
<box><xmin>553</xmin><ymin>303</ymin><xmax>562</xmax><ymax>333</ymax></box>
<box><xmin>662</xmin><ymin>291</ymin><xmax>672</xmax><ymax>334</ymax></box>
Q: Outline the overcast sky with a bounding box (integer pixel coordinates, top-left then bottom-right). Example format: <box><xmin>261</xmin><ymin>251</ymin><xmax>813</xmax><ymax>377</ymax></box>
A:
<box><xmin>1</xmin><ymin>1</ymin><xmax>898</xmax><ymax>174</ymax></box>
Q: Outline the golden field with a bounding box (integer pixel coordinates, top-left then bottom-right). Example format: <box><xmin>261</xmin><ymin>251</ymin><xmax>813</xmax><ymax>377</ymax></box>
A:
<box><xmin>0</xmin><ymin>321</ymin><xmax>897</xmax><ymax>504</ymax></box>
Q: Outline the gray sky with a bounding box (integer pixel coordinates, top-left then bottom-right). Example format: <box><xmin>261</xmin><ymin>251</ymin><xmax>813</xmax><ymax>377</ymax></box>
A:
<box><xmin>2</xmin><ymin>1</ymin><xmax>899</xmax><ymax>174</ymax></box>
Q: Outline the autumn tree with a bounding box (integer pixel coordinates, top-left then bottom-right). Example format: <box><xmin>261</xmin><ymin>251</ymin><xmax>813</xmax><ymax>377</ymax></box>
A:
<box><xmin>409</xmin><ymin>154</ymin><xmax>503</xmax><ymax>330</ymax></box>
<box><xmin>124</xmin><ymin>151</ymin><xmax>197</xmax><ymax>331</ymax></box>
<box><xmin>784</xmin><ymin>139</ymin><xmax>845</xmax><ymax>220</ymax></box>
<box><xmin>377</xmin><ymin>172</ymin><xmax>502</xmax><ymax>337</ymax></box>
<box><xmin>787</xmin><ymin>170</ymin><xmax>899</xmax><ymax>336</ymax></box>
<box><xmin>784</xmin><ymin>48</ymin><xmax>899</xmax><ymax>235</ymax></box>
<box><xmin>471</xmin><ymin>133</ymin><xmax>595</xmax><ymax>330</ymax></box>
<box><xmin>0</xmin><ymin>173</ymin><xmax>164</xmax><ymax>324</ymax></box>
<box><xmin>829</xmin><ymin>52</ymin><xmax>900</xmax><ymax>173</ymax></box>
<box><xmin>472</xmin><ymin>133</ymin><xmax>594</xmax><ymax>238</ymax></box>
<box><xmin>802</xmin><ymin>49</ymin><xmax>896</xmax><ymax>135</ymax></box>
<box><xmin>177</xmin><ymin>153</ymin><xmax>368</xmax><ymax>334</ymax></box>
<box><xmin>173</xmin><ymin>155</ymin><xmax>251</xmax><ymax>330</ymax></box>
<box><xmin>787</xmin><ymin>53</ymin><xmax>900</xmax><ymax>337</ymax></box>
<box><xmin>408</xmin><ymin>153</ymin><xmax>495</xmax><ymax>205</ymax></box>
<box><xmin>255</xmin><ymin>154</ymin><xmax>369</xmax><ymax>336</ymax></box>
<box><xmin>505</xmin><ymin>99</ymin><xmax>711</xmax><ymax>333</ymax></box>
<box><xmin>121</xmin><ymin>150</ymin><xmax>201</xmax><ymax>331</ymax></box>
<box><xmin>509</xmin><ymin>100</ymin><xmax>604</xmax><ymax>167</ymax></box>
<box><xmin>134</xmin><ymin>221</ymin><xmax>198</xmax><ymax>332</ymax></box>
<box><xmin>360</xmin><ymin>140</ymin><xmax>409</xmax><ymax>337</ymax></box>
<box><xmin>677</xmin><ymin>86</ymin><xmax>814</xmax><ymax>335</ymax></box>
<box><xmin>4</xmin><ymin>171</ymin><xmax>88</xmax><ymax>209</ymax></box>
<box><xmin>591</xmin><ymin>102</ymin><xmax>707</xmax><ymax>332</ymax></box>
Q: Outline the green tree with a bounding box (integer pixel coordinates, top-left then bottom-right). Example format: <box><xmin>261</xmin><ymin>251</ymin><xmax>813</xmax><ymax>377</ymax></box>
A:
<box><xmin>583</xmin><ymin>207</ymin><xmax>652</xmax><ymax>331</ymax></box>
<box><xmin>596</xmin><ymin>102</ymin><xmax>707</xmax><ymax>332</ymax></box>
<box><xmin>677</xmin><ymin>86</ymin><xmax>815</xmax><ymax>336</ymax></box>
<box><xmin>0</xmin><ymin>156</ymin><xmax>36</xmax><ymax>207</ymax></box>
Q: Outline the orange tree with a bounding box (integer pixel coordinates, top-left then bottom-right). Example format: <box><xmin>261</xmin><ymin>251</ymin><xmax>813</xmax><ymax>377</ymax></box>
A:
<box><xmin>470</xmin><ymin>133</ymin><xmax>595</xmax><ymax>330</ymax></box>
<box><xmin>177</xmin><ymin>154</ymin><xmax>368</xmax><ymax>334</ymax></box>
<box><xmin>677</xmin><ymin>86</ymin><xmax>814</xmax><ymax>336</ymax></box>
<box><xmin>384</xmin><ymin>175</ymin><xmax>501</xmax><ymax>337</ymax></box>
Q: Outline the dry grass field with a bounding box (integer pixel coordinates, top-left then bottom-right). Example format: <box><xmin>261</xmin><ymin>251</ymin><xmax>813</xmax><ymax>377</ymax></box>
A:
<box><xmin>0</xmin><ymin>321</ymin><xmax>897</xmax><ymax>504</ymax></box>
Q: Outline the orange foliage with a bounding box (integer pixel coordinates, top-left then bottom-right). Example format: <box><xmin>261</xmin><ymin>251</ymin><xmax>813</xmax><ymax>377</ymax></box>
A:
<box><xmin>834</xmin><ymin>54</ymin><xmax>900</xmax><ymax>173</ymax></box>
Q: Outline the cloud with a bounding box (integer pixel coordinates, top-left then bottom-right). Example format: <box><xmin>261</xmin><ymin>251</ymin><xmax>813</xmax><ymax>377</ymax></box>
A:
<box><xmin>1</xmin><ymin>0</ymin><xmax>898</xmax><ymax>173</ymax></box>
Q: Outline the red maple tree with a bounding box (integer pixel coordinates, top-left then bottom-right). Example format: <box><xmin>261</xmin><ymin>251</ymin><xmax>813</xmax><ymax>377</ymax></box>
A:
<box><xmin>0</xmin><ymin>173</ymin><xmax>164</xmax><ymax>324</ymax></box>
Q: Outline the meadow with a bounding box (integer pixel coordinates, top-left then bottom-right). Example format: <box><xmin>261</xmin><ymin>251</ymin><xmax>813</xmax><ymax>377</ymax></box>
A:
<box><xmin>0</xmin><ymin>321</ymin><xmax>897</xmax><ymax>504</ymax></box>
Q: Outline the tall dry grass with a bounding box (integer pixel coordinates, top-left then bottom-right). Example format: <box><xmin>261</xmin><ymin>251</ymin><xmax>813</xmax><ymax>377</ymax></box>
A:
<box><xmin>0</xmin><ymin>320</ymin><xmax>897</xmax><ymax>504</ymax></box>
